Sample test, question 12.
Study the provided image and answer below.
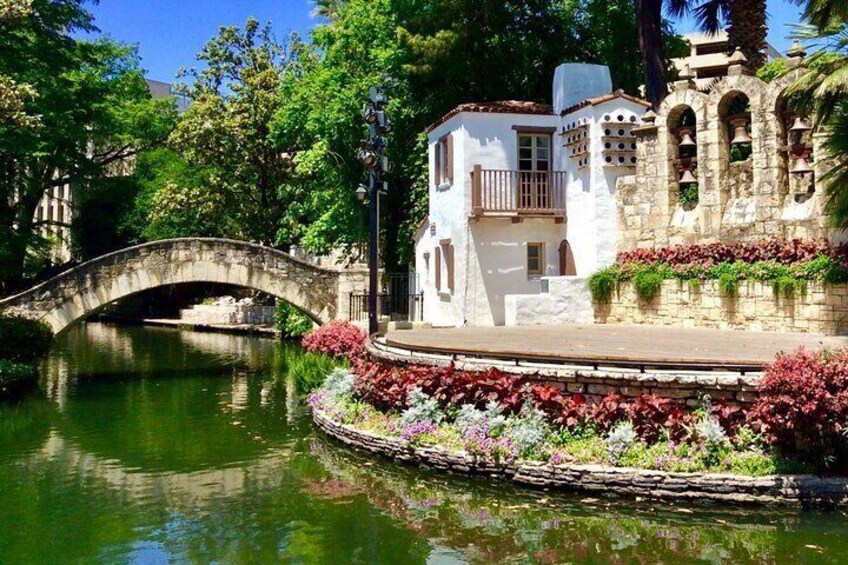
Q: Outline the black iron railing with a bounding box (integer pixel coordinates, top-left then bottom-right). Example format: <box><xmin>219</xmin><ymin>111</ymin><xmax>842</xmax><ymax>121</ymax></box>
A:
<box><xmin>349</xmin><ymin>292</ymin><xmax>424</xmax><ymax>322</ymax></box>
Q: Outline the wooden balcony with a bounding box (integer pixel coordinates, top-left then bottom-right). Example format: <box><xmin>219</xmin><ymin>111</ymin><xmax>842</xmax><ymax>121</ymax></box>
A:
<box><xmin>470</xmin><ymin>166</ymin><xmax>566</xmax><ymax>222</ymax></box>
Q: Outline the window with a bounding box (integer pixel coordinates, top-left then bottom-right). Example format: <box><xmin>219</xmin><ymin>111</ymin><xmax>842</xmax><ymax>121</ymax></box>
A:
<box><xmin>527</xmin><ymin>242</ymin><xmax>544</xmax><ymax>276</ymax></box>
<box><xmin>518</xmin><ymin>133</ymin><xmax>551</xmax><ymax>172</ymax></box>
<box><xmin>434</xmin><ymin>241</ymin><xmax>454</xmax><ymax>293</ymax></box>
<box><xmin>434</xmin><ymin>134</ymin><xmax>453</xmax><ymax>185</ymax></box>
<box><xmin>446</xmin><ymin>244</ymin><xmax>455</xmax><ymax>292</ymax></box>
<box><xmin>434</xmin><ymin>246</ymin><xmax>441</xmax><ymax>290</ymax></box>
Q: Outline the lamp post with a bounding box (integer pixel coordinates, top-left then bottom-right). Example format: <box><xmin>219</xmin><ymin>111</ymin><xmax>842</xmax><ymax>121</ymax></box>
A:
<box><xmin>359</xmin><ymin>87</ymin><xmax>392</xmax><ymax>335</ymax></box>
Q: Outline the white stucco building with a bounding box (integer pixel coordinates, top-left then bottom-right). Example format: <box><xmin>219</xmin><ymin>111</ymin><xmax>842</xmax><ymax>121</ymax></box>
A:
<box><xmin>413</xmin><ymin>64</ymin><xmax>650</xmax><ymax>327</ymax></box>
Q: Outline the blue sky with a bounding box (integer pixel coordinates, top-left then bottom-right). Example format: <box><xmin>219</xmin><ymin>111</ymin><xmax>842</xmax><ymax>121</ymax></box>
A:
<box><xmin>84</xmin><ymin>0</ymin><xmax>806</xmax><ymax>83</ymax></box>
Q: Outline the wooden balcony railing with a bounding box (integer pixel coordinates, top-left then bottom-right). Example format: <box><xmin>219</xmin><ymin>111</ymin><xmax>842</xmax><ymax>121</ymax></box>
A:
<box><xmin>471</xmin><ymin>166</ymin><xmax>567</xmax><ymax>218</ymax></box>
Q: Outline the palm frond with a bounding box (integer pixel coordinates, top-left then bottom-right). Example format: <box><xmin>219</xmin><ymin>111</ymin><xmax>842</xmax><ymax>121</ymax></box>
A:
<box><xmin>822</xmin><ymin>104</ymin><xmax>848</xmax><ymax>229</ymax></box>
<box><xmin>665</xmin><ymin>0</ymin><xmax>693</xmax><ymax>20</ymax></box>
<box><xmin>692</xmin><ymin>0</ymin><xmax>730</xmax><ymax>36</ymax></box>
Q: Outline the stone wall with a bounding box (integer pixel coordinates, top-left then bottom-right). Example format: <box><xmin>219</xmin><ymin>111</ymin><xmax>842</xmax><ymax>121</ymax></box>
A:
<box><xmin>313</xmin><ymin>408</ymin><xmax>848</xmax><ymax>507</ymax></box>
<box><xmin>594</xmin><ymin>280</ymin><xmax>848</xmax><ymax>335</ymax></box>
<box><xmin>368</xmin><ymin>339</ymin><xmax>762</xmax><ymax>407</ymax></box>
<box><xmin>617</xmin><ymin>55</ymin><xmax>832</xmax><ymax>252</ymax></box>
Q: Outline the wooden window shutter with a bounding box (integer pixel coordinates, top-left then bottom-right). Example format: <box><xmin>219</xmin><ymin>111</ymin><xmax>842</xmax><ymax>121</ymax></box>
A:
<box><xmin>446</xmin><ymin>134</ymin><xmax>454</xmax><ymax>182</ymax></box>
<box><xmin>434</xmin><ymin>246</ymin><xmax>441</xmax><ymax>290</ymax></box>
<box><xmin>434</xmin><ymin>142</ymin><xmax>442</xmax><ymax>186</ymax></box>
<box><xmin>447</xmin><ymin>245</ymin><xmax>455</xmax><ymax>291</ymax></box>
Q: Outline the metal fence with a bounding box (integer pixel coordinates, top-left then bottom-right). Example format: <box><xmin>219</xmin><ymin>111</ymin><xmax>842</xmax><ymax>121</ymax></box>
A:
<box><xmin>349</xmin><ymin>273</ymin><xmax>423</xmax><ymax>322</ymax></box>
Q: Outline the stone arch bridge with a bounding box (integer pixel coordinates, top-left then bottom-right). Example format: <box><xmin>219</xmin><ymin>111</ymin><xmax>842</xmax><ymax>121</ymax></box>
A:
<box><xmin>0</xmin><ymin>239</ymin><xmax>369</xmax><ymax>334</ymax></box>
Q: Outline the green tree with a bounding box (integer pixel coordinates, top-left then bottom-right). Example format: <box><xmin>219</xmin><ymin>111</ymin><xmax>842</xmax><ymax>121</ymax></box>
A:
<box><xmin>0</xmin><ymin>0</ymin><xmax>175</xmax><ymax>287</ymax></box>
<box><xmin>273</xmin><ymin>0</ymin><xmax>682</xmax><ymax>271</ymax></box>
<box><xmin>168</xmin><ymin>18</ymin><xmax>302</xmax><ymax>246</ymax></box>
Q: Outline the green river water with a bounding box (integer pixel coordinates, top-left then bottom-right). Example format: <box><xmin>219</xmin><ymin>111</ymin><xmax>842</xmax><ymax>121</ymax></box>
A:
<box><xmin>1</xmin><ymin>323</ymin><xmax>848</xmax><ymax>564</ymax></box>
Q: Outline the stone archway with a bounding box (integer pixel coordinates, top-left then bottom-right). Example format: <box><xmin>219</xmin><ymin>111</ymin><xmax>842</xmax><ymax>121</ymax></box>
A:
<box><xmin>0</xmin><ymin>239</ymin><xmax>368</xmax><ymax>334</ymax></box>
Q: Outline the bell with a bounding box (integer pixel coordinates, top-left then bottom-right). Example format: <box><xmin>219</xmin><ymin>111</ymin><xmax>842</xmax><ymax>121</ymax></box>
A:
<box><xmin>678</xmin><ymin>129</ymin><xmax>696</xmax><ymax>148</ymax></box>
<box><xmin>730</xmin><ymin>118</ymin><xmax>752</xmax><ymax>145</ymax></box>
<box><xmin>790</xmin><ymin>155</ymin><xmax>814</xmax><ymax>175</ymax></box>
<box><xmin>679</xmin><ymin>169</ymin><xmax>697</xmax><ymax>185</ymax></box>
<box><xmin>789</xmin><ymin>116</ymin><xmax>811</xmax><ymax>133</ymax></box>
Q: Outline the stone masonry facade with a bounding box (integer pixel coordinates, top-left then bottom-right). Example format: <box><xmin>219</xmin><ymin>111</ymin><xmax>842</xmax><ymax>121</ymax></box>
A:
<box><xmin>616</xmin><ymin>52</ymin><xmax>829</xmax><ymax>251</ymax></box>
<box><xmin>314</xmin><ymin>408</ymin><xmax>848</xmax><ymax>507</ymax></box>
<box><xmin>595</xmin><ymin>280</ymin><xmax>848</xmax><ymax>335</ymax></box>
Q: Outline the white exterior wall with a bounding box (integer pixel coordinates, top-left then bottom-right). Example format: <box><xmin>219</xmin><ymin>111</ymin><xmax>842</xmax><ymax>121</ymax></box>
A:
<box><xmin>559</xmin><ymin>99</ymin><xmax>649</xmax><ymax>276</ymax></box>
<box><xmin>414</xmin><ymin>65</ymin><xmax>651</xmax><ymax>328</ymax></box>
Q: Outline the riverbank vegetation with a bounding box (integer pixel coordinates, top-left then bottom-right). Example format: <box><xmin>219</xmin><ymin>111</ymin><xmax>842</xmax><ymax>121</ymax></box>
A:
<box><xmin>291</xmin><ymin>321</ymin><xmax>366</xmax><ymax>393</ymax></box>
<box><xmin>310</xmin><ymin>348</ymin><xmax>848</xmax><ymax>476</ymax></box>
<box><xmin>0</xmin><ymin>315</ymin><xmax>52</xmax><ymax>394</ymax></box>
<box><xmin>589</xmin><ymin>239</ymin><xmax>848</xmax><ymax>302</ymax></box>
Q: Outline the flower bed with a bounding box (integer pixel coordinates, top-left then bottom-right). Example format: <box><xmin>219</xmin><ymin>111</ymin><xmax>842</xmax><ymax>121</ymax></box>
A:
<box><xmin>590</xmin><ymin>239</ymin><xmax>848</xmax><ymax>303</ymax></box>
<box><xmin>308</xmin><ymin>359</ymin><xmax>826</xmax><ymax>480</ymax></box>
<box><xmin>308</xmin><ymin>352</ymin><xmax>848</xmax><ymax>504</ymax></box>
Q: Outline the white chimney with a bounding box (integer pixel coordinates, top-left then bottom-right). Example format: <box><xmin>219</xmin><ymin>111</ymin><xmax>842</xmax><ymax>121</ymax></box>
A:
<box><xmin>553</xmin><ymin>63</ymin><xmax>613</xmax><ymax>115</ymax></box>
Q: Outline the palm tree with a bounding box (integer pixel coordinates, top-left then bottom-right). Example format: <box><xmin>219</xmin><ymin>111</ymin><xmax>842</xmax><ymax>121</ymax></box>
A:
<box><xmin>311</xmin><ymin>0</ymin><xmax>346</xmax><ymax>21</ymax></box>
<box><xmin>667</xmin><ymin>0</ymin><xmax>768</xmax><ymax>69</ymax></box>
<box><xmin>798</xmin><ymin>0</ymin><xmax>848</xmax><ymax>29</ymax></box>
<box><xmin>638</xmin><ymin>0</ymin><xmax>768</xmax><ymax>106</ymax></box>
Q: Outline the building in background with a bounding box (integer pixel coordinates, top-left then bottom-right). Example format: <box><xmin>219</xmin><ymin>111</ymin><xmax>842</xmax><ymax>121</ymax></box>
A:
<box><xmin>34</xmin><ymin>79</ymin><xmax>188</xmax><ymax>264</ymax></box>
<box><xmin>671</xmin><ymin>32</ymin><xmax>782</xmax><ymax>90</ymax></box>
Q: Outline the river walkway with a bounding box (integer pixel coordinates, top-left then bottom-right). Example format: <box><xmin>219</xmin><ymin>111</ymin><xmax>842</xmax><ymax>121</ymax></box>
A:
<box><xmin>385</xmin><ymin>324</ymin><xmax>848</xmax><ymax>370</ymax></box>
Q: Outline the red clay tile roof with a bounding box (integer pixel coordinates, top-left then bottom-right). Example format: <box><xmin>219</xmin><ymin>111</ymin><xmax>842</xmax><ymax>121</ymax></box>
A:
<box><xmin>560</xmin><ymin>90</ymin><xmax>651</xmax><ymax>116</ymax></box>
<box><xmin>425</xmin><ymin>100</ymin><xmax>553</xmax><ymax>133</ymax></box>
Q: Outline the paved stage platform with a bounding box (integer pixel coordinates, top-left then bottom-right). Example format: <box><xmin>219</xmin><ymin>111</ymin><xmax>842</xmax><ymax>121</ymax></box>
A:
<box><xmin>384</xmin><ymin>325</ymin><xmax>848</xmax><ymax>371</ymax></box>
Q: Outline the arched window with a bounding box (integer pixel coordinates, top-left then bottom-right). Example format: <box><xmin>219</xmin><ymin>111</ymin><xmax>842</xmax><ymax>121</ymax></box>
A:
<box><xmin>669</xmin><ymin>106</ymin><xmax>698</xmax><ymax>210</ymax></box>
<box><xmin>558</xmin><ymin>240</ymin><xmax>576</xmax><ymax>276</ymax></box>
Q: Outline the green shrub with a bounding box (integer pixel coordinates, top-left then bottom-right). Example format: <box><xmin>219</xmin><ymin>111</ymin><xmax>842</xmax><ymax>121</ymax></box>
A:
<box><xmin>632</xmin><ymin>270</ymin><xmax>663</xmax><ymax>302</ymax></box>
<box><xmin>718</xmin><ymin>273</ymin><xmax>740</xmax><ymax>297</ymax></box>
<box><xmin>275</xmin><ymin>301</ymin><xmax>313</xmax><ymax>339</ymax></box>
<box><xmin>772</xmin><ymin>276</ymin><xmax>807</xmax><ymax>298</ymax></box>
<box><xmin>0</xmin><ymin>316</ymin><xmax>53</xmax><ymax>364</ymax></box>
<box><xmin>679</xmin><ymin>182</ymin><xmax>699</xmax><ymax>208</ymax></box>
<box><xmin>290</xmin><ymin>352</ymin><xmax>347</xmax><ymax>394</ymax></box>
<box><xmin>688</xmin><ymin>278</ymin><xmax>702</xmax><ymax>292</ymax></box>
<box><xmin>588</xmin><ymin>267</ymin><xmax>618</xmax><ymax>303</ymax></box>
<box><xmin>0</xmin><ymin>360</ymin><xmax>37</xmax><ymax>387</ymax></box>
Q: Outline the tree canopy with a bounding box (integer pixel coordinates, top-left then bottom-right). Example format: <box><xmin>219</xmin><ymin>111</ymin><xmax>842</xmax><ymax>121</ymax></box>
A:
<box><xmin>0</xmin><ymin>0</ymin><xmax>175</xmax><ymax>287</ymax></box>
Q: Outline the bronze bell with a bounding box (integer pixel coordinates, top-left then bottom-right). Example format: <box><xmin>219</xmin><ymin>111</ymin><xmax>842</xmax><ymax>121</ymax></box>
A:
<box><xmin>790</xmin><ymin>155</ymin><xmax>814</xmax><ymax>175</ymax></box>
<box><xmin>679</xmin><ymin>169</ymin><xmax>697</xmax><ymax>185</ymax></box>
<box><xmin>678</xmin><ymin>129</ymin><xmax>696</xmax><ymax>148</ymax></box>
<box><xmin>730</xmin><ymin>118</ymin><xmax>752</xmax><ymax>145</ymax></box>
<box><xmin>789</xmin><ymin>116</ymin><xmax>812</xmax><ymax>134</ymax></box>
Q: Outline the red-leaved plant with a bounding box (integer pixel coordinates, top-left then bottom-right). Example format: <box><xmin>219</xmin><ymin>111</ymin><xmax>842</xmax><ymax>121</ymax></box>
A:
<box><xmin>302</xmin><ymin>321</ymin><xmax>367</xmax><ymax>360</ymax></box>
<box><xmin>617</xmin><ymin>239</ymin><xmax>844</xmax><ymax>268</ymax></box>
<box><xmin>747</xmin><ymin>348</ymin><xmax>848</xmax><ymax>467</ymax></box>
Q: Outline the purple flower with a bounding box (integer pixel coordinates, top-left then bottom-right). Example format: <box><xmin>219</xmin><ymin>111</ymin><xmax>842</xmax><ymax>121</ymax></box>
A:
<box><xmin>401</xmin><ymin>421</ymin><xmax>437</xmax><ymax>443</ymax></box>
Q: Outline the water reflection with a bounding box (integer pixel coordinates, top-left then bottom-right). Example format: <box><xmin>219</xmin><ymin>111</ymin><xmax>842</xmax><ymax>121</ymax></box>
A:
<box><xmin>1</xmin><ymin>323</ymin><xmax>847</xmax><ymax>564</ymax></box>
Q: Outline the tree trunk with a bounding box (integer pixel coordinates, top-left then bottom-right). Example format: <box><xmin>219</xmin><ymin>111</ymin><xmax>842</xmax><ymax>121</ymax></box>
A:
<box><xmin>728</xmin><ymin>0</ymin><xmax>767</xmax><ymax>70</ymax></box>
<box><xmin>636</xmin><ymin>0</ymin><xmax>668</xmax><ymax>107</ymax></box>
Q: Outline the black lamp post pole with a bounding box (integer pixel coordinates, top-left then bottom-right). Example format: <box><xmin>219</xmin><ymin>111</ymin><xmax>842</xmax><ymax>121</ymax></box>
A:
<box><xmin>367</xmin><ymin>163</ymin><xmax>379</xmax><ymax>336</ymax></box>
<box><xmin>360</xmin><ymin>87</ymin><xmax>390</xmax><ymax>336</ymax></box>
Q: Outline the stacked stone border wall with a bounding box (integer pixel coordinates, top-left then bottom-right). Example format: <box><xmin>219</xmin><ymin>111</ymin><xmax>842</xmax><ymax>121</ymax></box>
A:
<box><xmin>594</xmin><ymin>280</ymin><xmax>848</xmax><ymax>335</ymax></box>
<box><xmin>367</xmin><ymin>340</ymin><xmax>763</xmax><ymax>407</ymax></box>
<box><xmin>313</xmin><ymin>408</ymin><xmax>848</xmax><ymax>507</ymax></box>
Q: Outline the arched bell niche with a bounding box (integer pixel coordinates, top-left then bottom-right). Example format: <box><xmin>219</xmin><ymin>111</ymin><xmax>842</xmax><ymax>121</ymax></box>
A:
<box><xmin>668</xmin><ymin>105</ymin><xmax>699</xmax><ymax>211</ymax></box>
